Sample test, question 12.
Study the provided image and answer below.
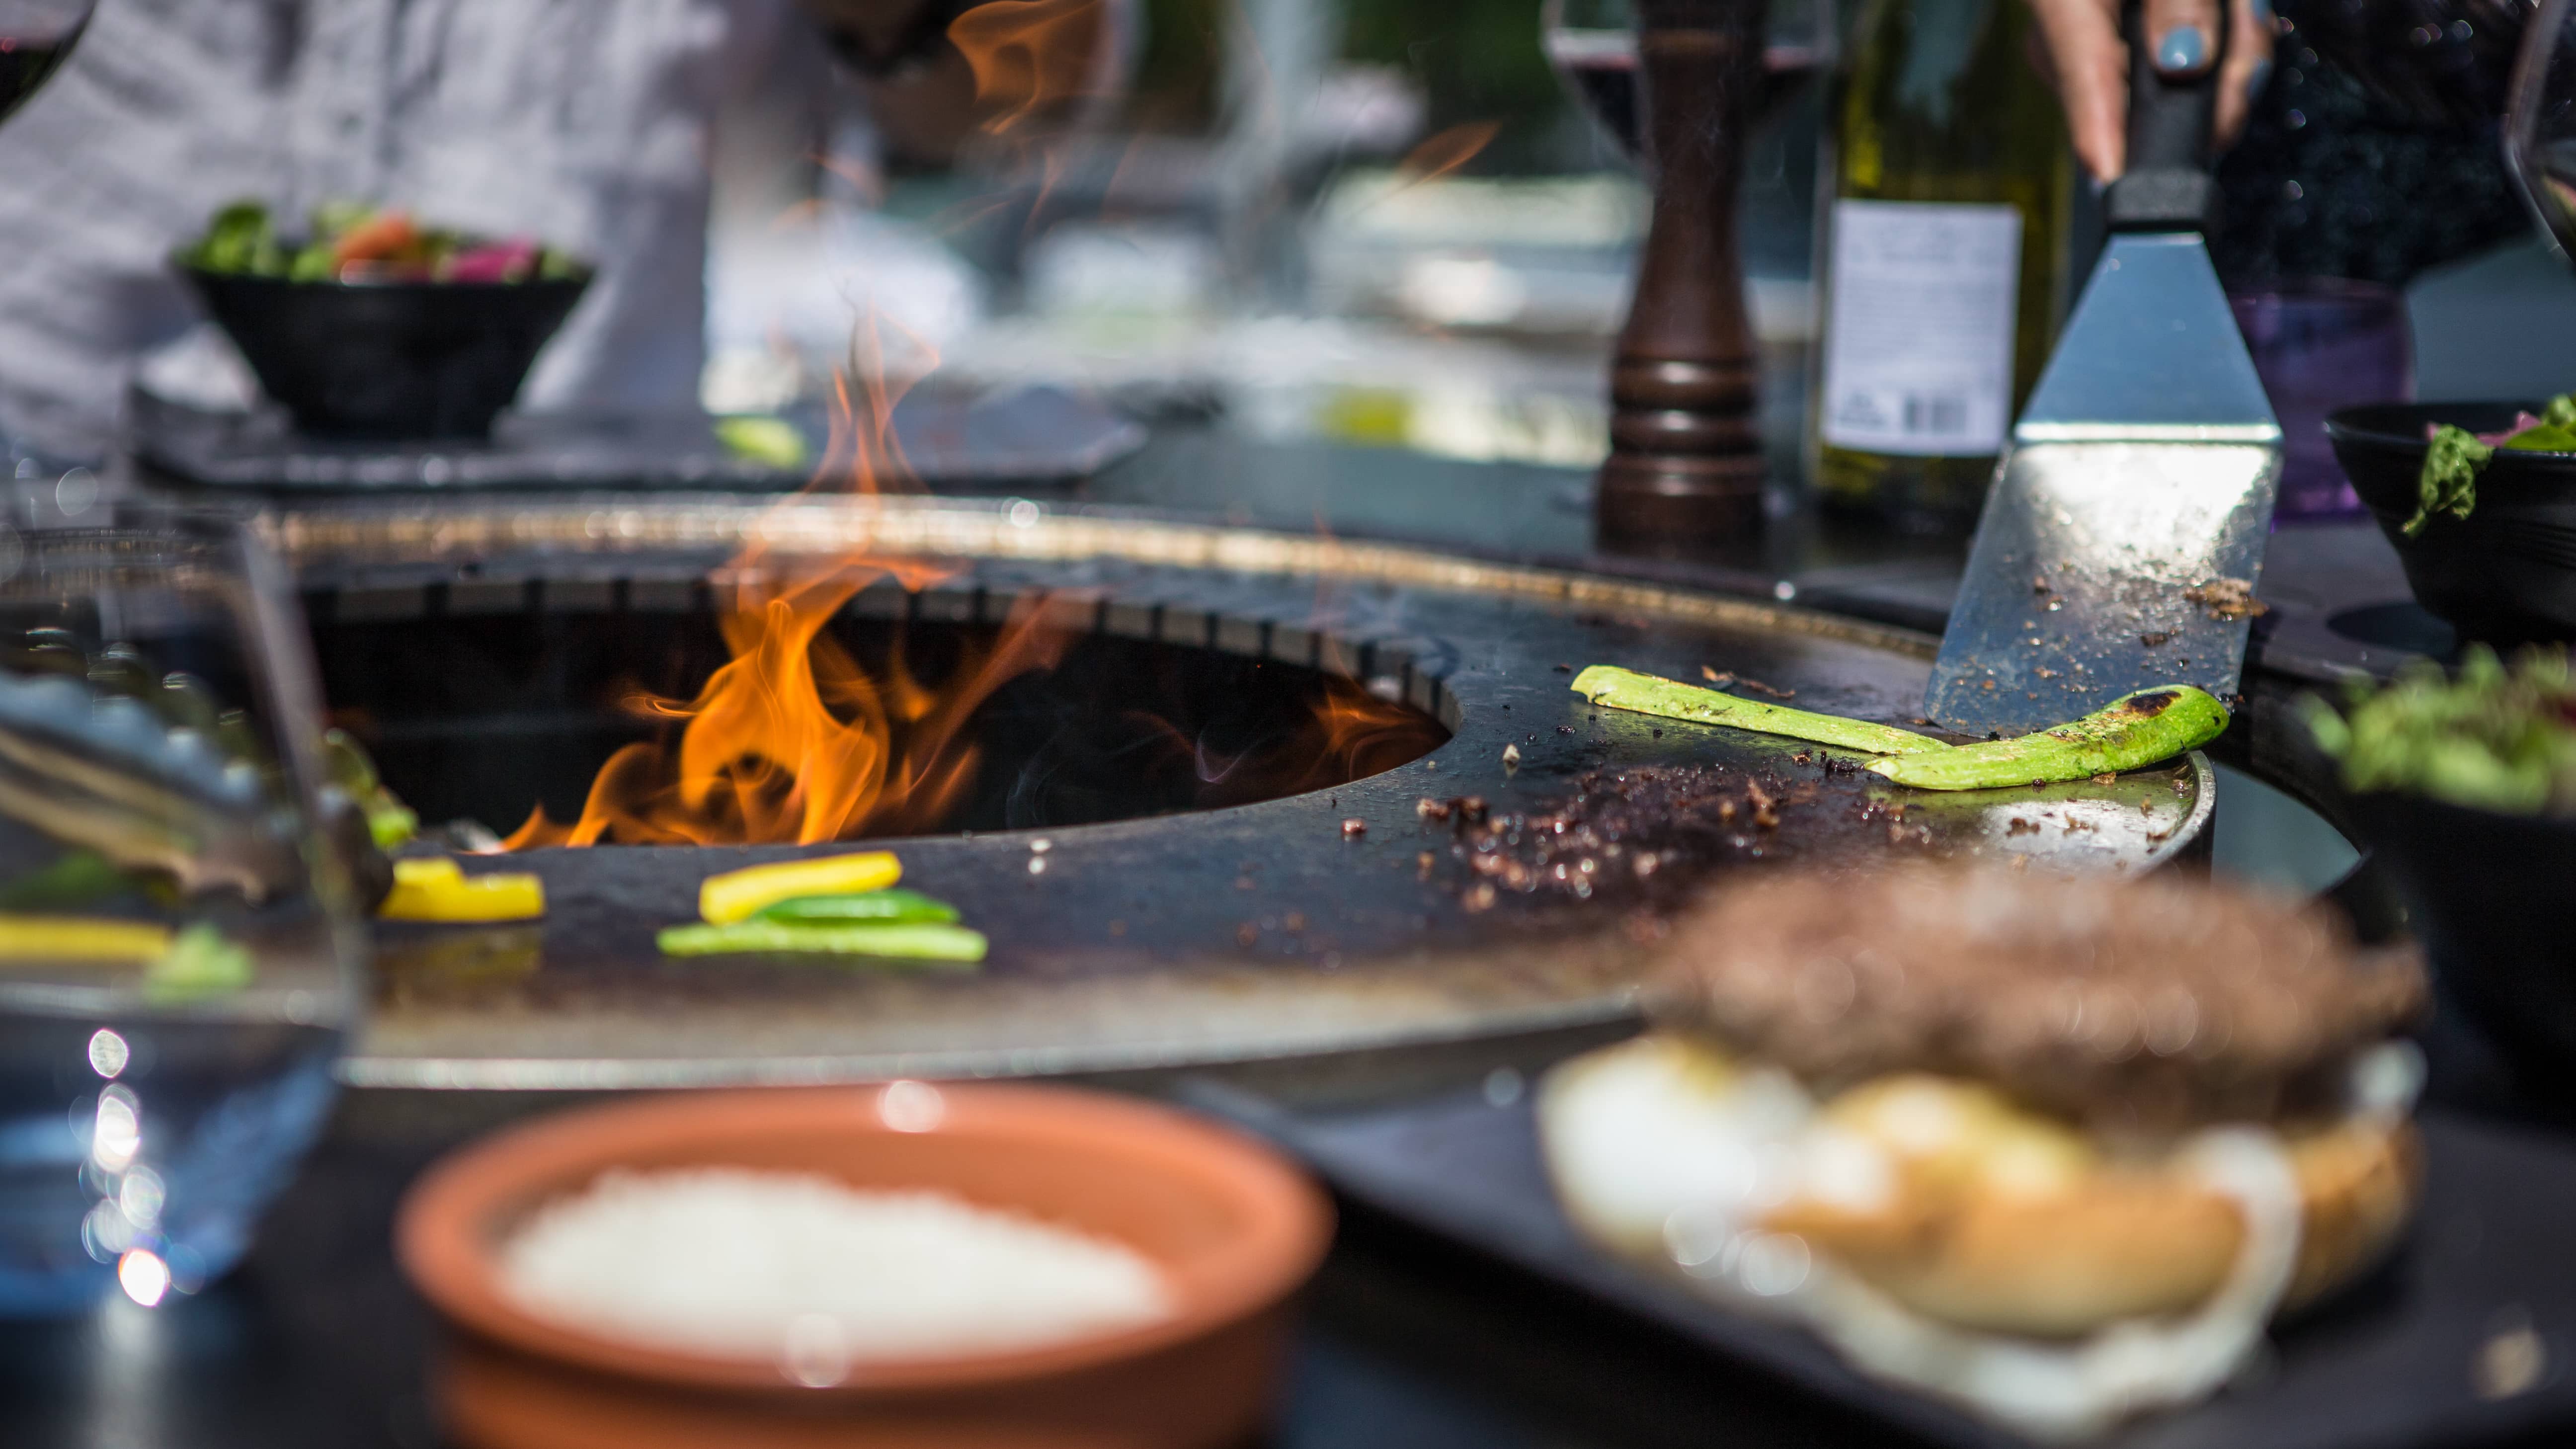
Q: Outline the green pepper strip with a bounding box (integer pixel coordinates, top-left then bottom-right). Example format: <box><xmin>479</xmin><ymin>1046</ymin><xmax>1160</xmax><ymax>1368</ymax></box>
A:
<box><xmin>1572</xmin><ymin>665</ymin><xmax>1945</xmax><ymax>755</ymax></box>
<box><xmin>657</xmin><ymin>920</ymin><xmax>987</xmax><ymax>964</ymax></box>
<box><xmin>752</xmin><ymin>888</ymin><xmax>960</xmax><ymax>925</ymax></box>
<box><xmin>1866</xmin><ymin>686</ymin><xmax>2230</xmax><ymax>791</ymax></box>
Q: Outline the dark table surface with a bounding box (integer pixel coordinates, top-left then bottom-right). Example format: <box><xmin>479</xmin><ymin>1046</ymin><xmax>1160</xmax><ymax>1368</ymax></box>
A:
<box><xmin>5</xmin><ymin>425</ymin><xmax>2505</xmax><ymax>1449</ymax></box>
<box><xmin>0</xmin><ymin>1063</ymin><xmax>1910</xmax><ymax>1449</ymax></box>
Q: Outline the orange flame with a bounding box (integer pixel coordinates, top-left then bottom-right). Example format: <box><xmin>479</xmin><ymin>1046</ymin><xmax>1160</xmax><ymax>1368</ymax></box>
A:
<box><xmin>1182</xmin><ymin>676</ymin><xmax>1448</xmax><ymax>810</ymax></box>
<box><xmin>504</xmin><ymin>308</ymin><xmax>1078</xmax><ymax>850</ymax></box>
<box><xmin>950</xmin><ymin>0</ymin><xmax>1109</xmax><ymax>135</ymax></box>
<box><xmin>1392</xmin><ymin>121</ymin><xmax>1500</xmax><ymax>190</ymax></box>
<box><xmin>503</xmin><ymin>578</ymin><xmax>1072</xmax><ymax>848</ymax></box>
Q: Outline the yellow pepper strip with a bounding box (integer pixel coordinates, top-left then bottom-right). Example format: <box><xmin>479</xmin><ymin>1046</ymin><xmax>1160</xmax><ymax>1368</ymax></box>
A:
<box><xmin>0</xmin><ymin>912</ymin><xmax>172</xmax><ymax>963</ymax></box>
<box><xmin>699</xmin><ymin>851</ymin><xmax>900</xmax><ymax>925</ymax></box>
<box><xmin>378</xmin><ymin>857</ymin><xmax>546</xmax><ymax>923</ymax></box>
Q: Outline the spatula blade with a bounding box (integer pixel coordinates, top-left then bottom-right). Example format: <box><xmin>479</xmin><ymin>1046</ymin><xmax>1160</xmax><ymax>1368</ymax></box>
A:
<box><xmin>1925</xmin><ymin>233</ymin><xmax>2280</xmax><ymax>735</ymax></box>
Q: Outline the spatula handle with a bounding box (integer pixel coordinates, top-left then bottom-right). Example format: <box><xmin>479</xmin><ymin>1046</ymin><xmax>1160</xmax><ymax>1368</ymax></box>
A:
<box><xmin>2107</xmin><ymin>0</ymin><xmax>2229</xmax><ymax>232</ymax></box>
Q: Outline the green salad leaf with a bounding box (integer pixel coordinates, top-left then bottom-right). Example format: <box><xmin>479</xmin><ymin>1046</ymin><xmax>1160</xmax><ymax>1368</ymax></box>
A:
<box><xmin>185</xmin><ymin>201</ymin><xmax>283</xmax><ymax>275</ymax></box>
<box><xmin>2405</xmin><ymin>394</ymin><xmax>2576</xmax><ymax>537</ymax></box>
<box><xmin>2304</xmin><ymin>646</ymin><xmax>2576</xmax><ymax>815</ymax></box>
<box><xmin>2405</xmin><ymin>426</ymin><xmax>2495</xmax><ymax>538</ymax></box>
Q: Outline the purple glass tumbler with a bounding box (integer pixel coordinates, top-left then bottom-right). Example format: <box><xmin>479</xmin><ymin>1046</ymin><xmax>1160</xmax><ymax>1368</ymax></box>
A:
<box><xmin>2228</xmin><ymin>278</ymin><xmax>2413</xmax><ymax>521</ymax></box>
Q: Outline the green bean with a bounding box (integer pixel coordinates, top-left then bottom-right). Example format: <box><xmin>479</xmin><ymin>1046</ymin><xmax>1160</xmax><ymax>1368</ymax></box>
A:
<box><xmin>1866</xmin><ymin>686</ymin><xmax>2229</xmax><ymax>791</ymax></box>
<box><xmin>1571</xmin><ymin>665</ymin><xmax>1945</xmax><ymax>755</ymax></box>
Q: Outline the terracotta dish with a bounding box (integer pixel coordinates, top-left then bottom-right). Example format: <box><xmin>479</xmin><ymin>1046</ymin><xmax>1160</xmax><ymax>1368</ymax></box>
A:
<box><xmin>396</xmin><ymin>1083</ymin><xmax>1333</xmax><ymax>1449</ymax></box>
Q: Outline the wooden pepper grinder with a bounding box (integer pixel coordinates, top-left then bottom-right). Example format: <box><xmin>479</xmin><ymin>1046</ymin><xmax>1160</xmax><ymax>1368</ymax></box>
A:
<box><xmin>1595</xmin><ymin>0</ymin><xmax>1769</xmax><ymax>557</ymax></box>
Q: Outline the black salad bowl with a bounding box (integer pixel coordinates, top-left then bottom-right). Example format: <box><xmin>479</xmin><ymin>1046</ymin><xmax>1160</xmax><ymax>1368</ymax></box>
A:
<box><xmin>2327</xmin><ymin>402</ymin><xmax>2576</xmax><ymax>646</ymax></box>
<box><xmin>2329</xmin><ymin>397</ymin><xmax>2576</xmax><ymax>639</ymax></box>
<box><xmin>2338</xmin><ymin>783</ymin><xmax>2576</xmax><ymax>1095</ymax></box>
<box><xmin>178</xmin><ymin>265</ymin><xmax>589</xmax><ymax>442</ymax></box>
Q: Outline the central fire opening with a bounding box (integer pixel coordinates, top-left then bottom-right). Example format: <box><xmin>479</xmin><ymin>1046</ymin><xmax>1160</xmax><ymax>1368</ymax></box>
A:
<box><xmin>308</xmin><ymin>579</ymin><xmax>1451</xmax><ymax>843</ymax></box>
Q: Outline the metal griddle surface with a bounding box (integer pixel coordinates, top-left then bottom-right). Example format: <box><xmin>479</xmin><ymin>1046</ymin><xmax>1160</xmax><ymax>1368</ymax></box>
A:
<box><xmin>269</xmin><ymin>497</ymin><xmax>2212</xmax><ymax>1088</ymax></box>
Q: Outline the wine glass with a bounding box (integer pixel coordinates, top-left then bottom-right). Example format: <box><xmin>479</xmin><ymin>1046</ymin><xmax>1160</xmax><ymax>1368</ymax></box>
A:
<box><xmin>2509</xmin><ymin>0</ymin><xmax>2576</xmax><ymax>264</ymax></box>
<box><xmin>0</xmin><ymin>505</ymin><xmax>364</xmax><ymax>1315</ymax></box>
<box><xmin>0</xmin><ymin>0</ymin><xmax>92</xmax><ymax>124</ymax></box>
<box><xmin>1540</xmin><ymin>0</ymin><xmax>1835</xmax><ymax>159</ymax></box>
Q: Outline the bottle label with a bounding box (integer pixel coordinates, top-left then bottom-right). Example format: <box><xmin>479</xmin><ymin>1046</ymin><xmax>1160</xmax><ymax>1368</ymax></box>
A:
<box><xmin>1819</xmin><ymin>199</ymin><xmax>2022</xmax><ymax>457</ymax></box>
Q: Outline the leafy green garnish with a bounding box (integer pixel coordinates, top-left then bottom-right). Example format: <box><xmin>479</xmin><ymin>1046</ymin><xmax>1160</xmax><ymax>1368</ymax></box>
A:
<box><xmin>2404</xmin><ymin>425</ymin><xmax>2494</xmax><ymax>538</ymax></box>
<box><xmin>2405</xmin><ymin>394</ymin><xmax>2576</xmax><ymax>537</ymax></box>
<box><xmin>2304</xmin><ymin>646</ymin><xmax>2576</xmax><ymax>815</ymax></box>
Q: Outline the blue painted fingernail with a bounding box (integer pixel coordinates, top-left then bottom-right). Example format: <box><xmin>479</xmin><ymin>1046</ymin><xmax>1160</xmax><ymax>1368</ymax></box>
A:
<box><xmin>2248</xmin><ymin>57</ymin><xmax>2273</xmax><ymax>95</ymax></box>
<box><xmin>2156</xmin><ymin>25</ymin><xmax>2208</xmax><ymax>71</ymax></box>
<box><xmin>2249</xmin><ymin>0</ymin><xmax>2274</xmax><ymax>23</ymax></box>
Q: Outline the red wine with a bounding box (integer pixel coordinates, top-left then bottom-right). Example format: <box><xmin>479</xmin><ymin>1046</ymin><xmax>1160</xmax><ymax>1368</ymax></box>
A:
<box><xmin>1546</xmin><ymin>32</ymin><xmax>1820</xmax><ymax>157</ymax></box>
<box><xmin>0</xmin><ymin>14</ymin><xmax>85</xmax><ymax>123</ymax></box>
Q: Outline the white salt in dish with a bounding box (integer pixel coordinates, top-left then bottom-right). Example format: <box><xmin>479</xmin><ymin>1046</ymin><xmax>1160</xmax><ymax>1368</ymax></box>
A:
<box><xmin>397</xmin><ymin>1083</ymin><xmax>1333</xmax><ymax>1449</ymax></box>
<box><xmin>497</xmin><ymin>1167</ymin><xmax>1173</xmax><ymax>1366</ymax></box>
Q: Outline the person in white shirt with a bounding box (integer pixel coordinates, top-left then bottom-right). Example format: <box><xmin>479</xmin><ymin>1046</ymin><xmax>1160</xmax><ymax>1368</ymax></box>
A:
<box><xmin>0</xmin><ymin>0</ymin><xmax>1003</xmax><ymax>460</ymax></box>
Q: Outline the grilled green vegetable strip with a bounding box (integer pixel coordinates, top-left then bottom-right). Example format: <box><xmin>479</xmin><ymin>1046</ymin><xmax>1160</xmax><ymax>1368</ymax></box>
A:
<box><xmin>1572</xmin><ymin>665</ymin><xmax>1945</xmax><ymax>755</ymax></box>
<box><xmin>751</xmin><ymin>888</ymin><xmax>960</xmax><ymax>926</ymax></box>
<box><xmin>1867</xmin><ymin>686</ymin><xmax>2229</xmax><ymax>791</ymax></box>
<box><xmin>656</xmin><ymin>919</ymin><xmax>987</xmax><ymax>964</ymax></box>
<box><xmin>715</xmin><ymin>415</ymin><xmax>810</xmax><ymax>470</ymax></box>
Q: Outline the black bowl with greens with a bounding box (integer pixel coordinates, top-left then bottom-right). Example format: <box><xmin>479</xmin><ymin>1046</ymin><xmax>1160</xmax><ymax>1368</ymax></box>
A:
<box><xmin>174</xmin><ymin>201</ymin><xmax>592</xmax><ymax>441</ymax></box>
<box><xmin>2327</xmin><ymin>401</ymin><xmax>2576</xmax><ymax>645</ymax></box>
<box><xmin>2309</xmin><ymin>648</ymin><xmax>2576</xmax><ymax>1091</ymax></box>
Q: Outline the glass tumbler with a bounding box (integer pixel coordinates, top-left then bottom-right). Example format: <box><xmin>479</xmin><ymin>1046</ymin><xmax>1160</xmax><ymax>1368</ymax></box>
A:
<box><xmin>2228</xmin><ymin>278</ymin><xmax>2414</xmax><ymax>522</ymax></box>
<box><xmin>0</xmin><ymin>506</ymin><xmax>363</xmax><ymax>1315</ymax></box>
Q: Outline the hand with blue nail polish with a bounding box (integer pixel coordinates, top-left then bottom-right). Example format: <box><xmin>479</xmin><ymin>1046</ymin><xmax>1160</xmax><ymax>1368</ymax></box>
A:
<box><xmin>2155</xmin><ymin>24</ymin><xmax>2207</xmax><ymax>72</ymax></box>
<box><xmin>2024</xmin><ymin>0</ymin><xmax>2277</xmax><ymax>183</ymax></box>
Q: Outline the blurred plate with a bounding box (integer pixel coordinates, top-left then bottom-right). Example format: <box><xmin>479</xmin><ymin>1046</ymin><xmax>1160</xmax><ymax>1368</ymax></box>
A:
<box><xmin>1190</xmin><ymin>1077</ymin><xmax>2576</xmax><ymax>1449</ymax></box>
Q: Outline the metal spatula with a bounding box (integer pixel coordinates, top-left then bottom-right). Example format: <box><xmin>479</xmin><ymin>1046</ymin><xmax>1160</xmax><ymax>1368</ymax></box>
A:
<box><xmin>1924</xmin><ymin>0</ymin><xmax>2281</xmax><ymax>735</ymax></box>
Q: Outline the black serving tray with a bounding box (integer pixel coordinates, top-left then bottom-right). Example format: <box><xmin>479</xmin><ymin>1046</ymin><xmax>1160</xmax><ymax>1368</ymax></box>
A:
<box><xmin>1191</xmin><ymin>1075</ymin><xmax>2576</xmax><ymax>1449</ymax></box>
<box><xmin>127</xmin><ymin>383</ymin><xmax>1146</xmax><ymax>493</ymax></box>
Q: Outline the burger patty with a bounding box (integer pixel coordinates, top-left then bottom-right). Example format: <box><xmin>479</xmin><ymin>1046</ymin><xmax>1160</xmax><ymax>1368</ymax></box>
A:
<box><xmin>1647</xmin><ymin>867</ymin><xmax>2425</xmax><ymax>1133</ymax></box>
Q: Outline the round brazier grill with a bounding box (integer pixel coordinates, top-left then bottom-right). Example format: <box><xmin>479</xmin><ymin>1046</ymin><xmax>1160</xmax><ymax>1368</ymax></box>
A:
<box><xmin>266</xmin><ymin>495</ymin><xmax>2214</xmax><ymax>1089</ymax></box>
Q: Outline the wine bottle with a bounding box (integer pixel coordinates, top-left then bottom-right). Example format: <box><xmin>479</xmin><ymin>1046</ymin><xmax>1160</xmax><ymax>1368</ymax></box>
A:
<box><xmin>1808</xmin><ymin>0</ymin><xmax>2075</xmax><ymax>532</ymax></box>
